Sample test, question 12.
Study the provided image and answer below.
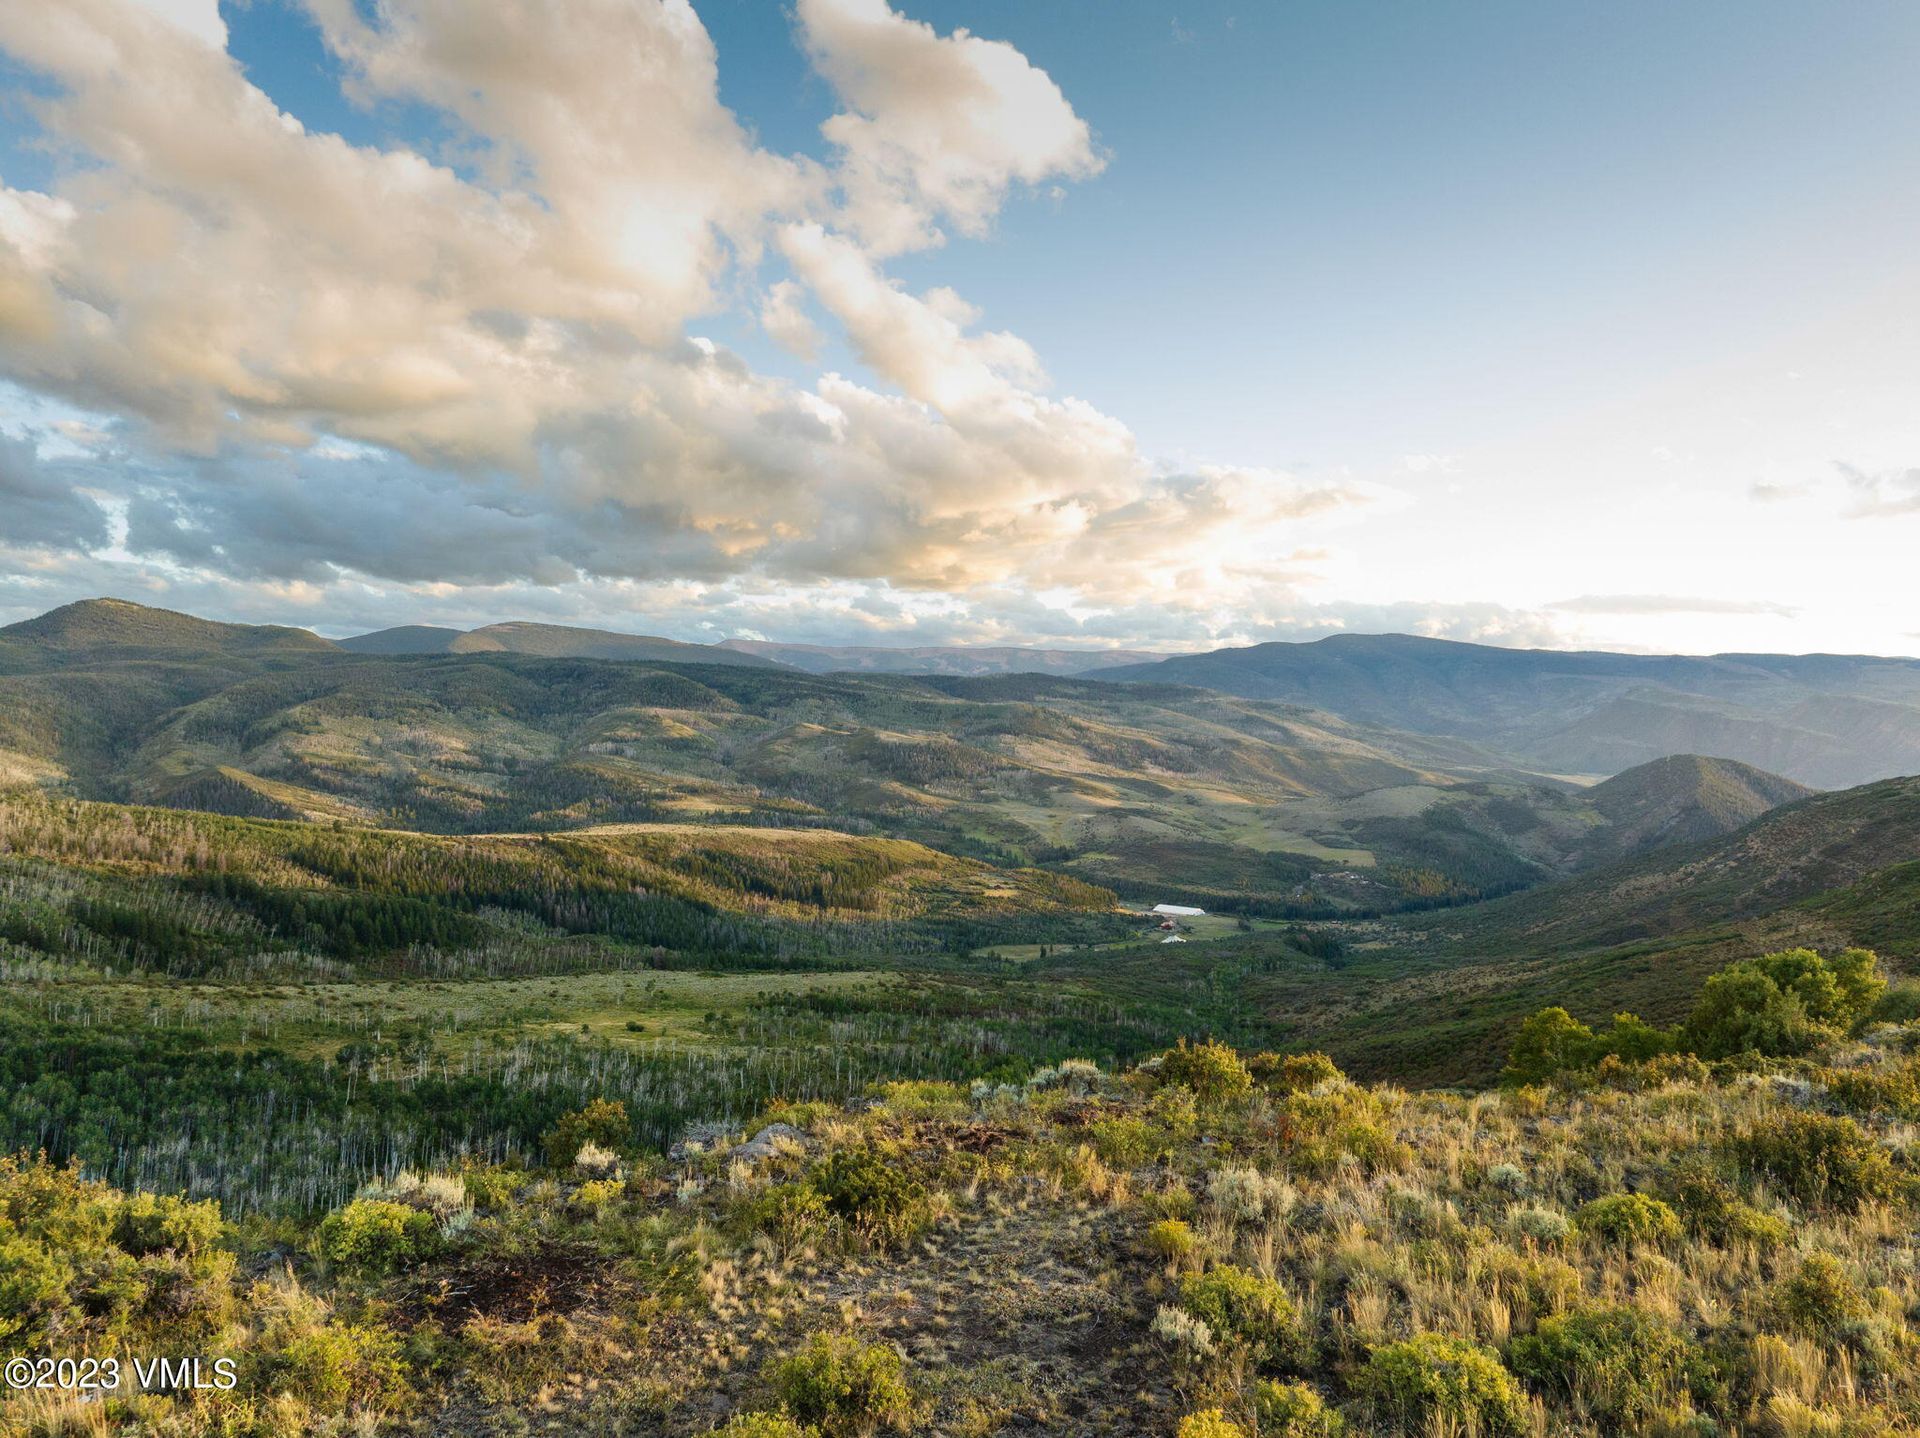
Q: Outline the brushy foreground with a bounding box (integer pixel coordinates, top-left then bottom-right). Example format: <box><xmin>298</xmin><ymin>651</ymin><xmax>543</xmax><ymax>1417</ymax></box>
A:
<box><xmin>9</xmin><ymin>1001</ymin><xmax>1920</xmax><ymax>1435</ymax></box>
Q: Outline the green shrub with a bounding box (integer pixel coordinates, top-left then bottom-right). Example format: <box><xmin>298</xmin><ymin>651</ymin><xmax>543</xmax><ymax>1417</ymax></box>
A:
<box><xmin>1589</xmin><ymin>1012</ymin><xmax>1678</xmax><ymax>1065</ymax></box>
<box><xmin>1253</xmin><ymin>1379</ymin><xmax>1346</xmax><ymax>1436</ymax></box>
<box><xmin>1769</xmin><ymin>1253</ymin><xmax>1869</xmax><ymax>1342</ymax></box>
<box><xmin>1824</xmin><ymin>1059</ymin><xmax>1920</xmax><ymax>1119</ymax></box>
<box><xmin>1090</xmin><ymin>1115</ymin><xmax>1164</xmax><ymax>1166</ymax></box>
<box><xmin>1354</xmin><ymin>1333</ymin><xmax>1529</xmax><ymax>1435</ymax></box>
<box><xmin>1685</xmin><ymin>948</ymin><xmax>1885</xmax><ymax>1059</ymax></box>
<box><xmin>541</xmin><ymin>1098</ymin><xmax>631</xmax><ymax>1168</ymax></box>
<box><xmin>0</xmin><ymin>1228</ymin><xmax>72</xmax><ymax>1348</ymax></box>
<box><xmin>1282</xmin><ymin>1086</ymin><xmax>1409</xmax><ymax>1177</ymax></box>
<box><xmin>1502</xmin><ymin>1007</ymin><xmax>1596</xmax><ymax>1086</ymax></box>
<box><xmin>1574</xmin><ymin>1193</ymin><xmax>1682</xmax><ymax>1246</ymax></box>
<box><xmin>1870</xmin><ymin>979</ymin><xmax>1920</xmax><ymax>1024</ymax></box>
<box><xmin>110</xmin><ymin>1191</ymin><xmax>223</xmax><ymax>1257</ymax></box>
<box><xmin>1732</xmin><ymin>1111</ymin><xmax>1907</xmax><ymax>1212</ymax></box>
<box><xmin>711</xmin><ymin>1416</ymin><xmax>821</xmax><ymax>1438</ymax></box>
<box><xmin>312</xmin><ymin>1198</ymin><xmax>441</xmax><ymax>1276</ymax></box>
<box><xmin>463</xmin><ymin>1166</ymin><xmax>522</xmax><ymax>1211</ymax></box>
<box><xmin>1668</xmin><ymin>1164</ymin><xmax>1792</xmax><ymax>1249</ymax></box>
<box><xmin>873</xmin><ymin>1080</ymin><xmax>969</xmax><ymax>1121</ymax></box>
<box><xmin>1147</xmin><ymin>1218</ymin><xmax>1199</xmax><ymax>1266</ymax></box>
<box><xmin>1175</xmin><ymin>1411</ymin><xmax>1246</xmax><ymax>1438</ymax></box>
<box><xmin>1158</xmin><ymin>1039</ymin><xmax>1254</xmax><ymax>1104</ymax></box>
<box><xmin>745</xmin><ymin>1183</ymin><xmax>830</xmax><ymax>1248</ymax></box>
<box><xmin>270</xmin><ymin>1321</ymin><xmax>407</xmax><ymax>1411</ymax></box>
<box><xmin>811</xmin><ymin>1150</ymin><xmax>928</xmax><ymax>1249</ymax></box>
<box><xmin>1177</xmin><ymin>1264</ymin><xmax>1300</xmax><ymax>1370</ymax></box>
<box><xmin>1507</xmin><ymin>1305</ymin><xmax>1693</xmax><ymax>1423</ymax></box>
<box><xmin>1248</xmin><ymin>1051</ymin><xmax>1344</xmax><ymax>1094</ymax></box>
<box><xmin>767</xmin><ymin>1334</ymin><xmax>914</xmax><ymax>1437</ymax></box>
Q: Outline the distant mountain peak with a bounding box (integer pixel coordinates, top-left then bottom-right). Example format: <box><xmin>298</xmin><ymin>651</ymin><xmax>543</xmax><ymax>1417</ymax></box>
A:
<box><xmin>1</xmin><ymin>597</ymin><xmax>336</xmax><ymax>654</ymax></box>
<box><xmin>1570</xmin><ymin>753</ymin><xmax>1813</xmax><ymax>867</ymax></box>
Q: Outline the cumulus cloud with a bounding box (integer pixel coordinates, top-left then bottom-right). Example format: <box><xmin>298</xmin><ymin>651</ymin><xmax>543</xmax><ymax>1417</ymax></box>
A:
<box><xmin>0</xmin><ymin>431</ymin><xmax>111</xmax><ymax>550</ymax></box>
<box><xmin>795</xmin><ymin>0</ymin><xmax>1104</xmax><ymax>255</ymax></box>
<box><xmin>759</xmin><ymin>281</ymin><xmax>824</xmax><ymax>361</ymax></box>
<box><xmin>1549</xmin><ymin>594</ymin><xmax>1799</xmax><ymax>617</ymax></box>
<box><xmin>0</xmin><ymin>0</ymin><xmax>1407</xmax><ymax>646</ymax></box>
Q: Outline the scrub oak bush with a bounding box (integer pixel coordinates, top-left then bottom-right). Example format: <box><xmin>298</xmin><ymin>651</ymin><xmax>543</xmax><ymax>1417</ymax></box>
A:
<box><xmin>1157</xmin><ymin>1038</ymin><xmax>1254</xmax><ymax>1104</ymax></box>
<box><xmin>767</xmin><ymin>1333</ymin><xmax>914</xmax><ymax>1437</ymax></box>
<box><xmin>541</xmin><ymin>1097</ymin><xmax>631</xmax><ymax>1167</ymax></box>
<box><xmin>1685</xmin><ymin>947</ymin><xmax>1885</xmax><ymax>1060</ymax></box>
<box><xmin>1175</xmin><ymin>1410</ymin><xmax>1246</xmax><ymax>1438</ymax></box>
<box><xmin>312</xmin><ymin>1198</ymin><xmax>442</xmax><ymax>1276</ymax></box>
<box><xmin>1731</xmin><ymin>1110</ymin><xmax>1907</xmax><ymax>1212</ymax></box>
<box><xmin>1354</xmin><ymin>1333</ymin><xmax>1530</xmax><ymax>1436</ymax></box>
<box><xmin>1503</xmin><ymin>949</ymin><xmax>1888</xmax><ymax>1082</ymax></box>
<box><xmin>0</xmin><ymin>1156</ymin><xmax>235</xmax><ymax>1352</ymax></box>
<box><xmin>810</xmin><ymin>1148</ymin><xmax>928</xmax><ymax>1249</ymax></box>
<box><xmin>1507</xmin><ymin>1305</ymin><xmax>1695</xmax><ymax>1424</ymax></box>
<box><xmin>1177</xmin><ymin>1264</ymin><xmax>1301</xmax><ymax>1371</ymax></box>
<box><xmin>1247</xmin><ymin>1050</ymin><xmax>1344</xmax><ymax>1094</ymax></box>
<box><xmin>1574</xmin><ymin>1193</ymin><xmax>1682</xmax><ymax>1247</ymax></box>
<box><xmin>1253</xmin><ymin>1380</ymin><xmax>1346</xmax><ymax>1436</ymax></box>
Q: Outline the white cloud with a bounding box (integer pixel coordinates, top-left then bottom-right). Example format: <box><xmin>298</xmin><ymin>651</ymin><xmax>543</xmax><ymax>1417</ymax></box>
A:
<box><xmin>128</xmin><ymin>0</ymin><xmax>225</xmax><ymax>47</ymax></box>
<box><xmin>759</xmin><ymin>280</ymin><xmax>824</xmax><ymax>361</ymax></box>
<box><xmin>796</xmin><ymin>0</ymin><xmax>1104</xmax><ymax>255</ymax></box>
<box><xmin>0</xmin><ymin>0</ymin><xmax>1404</xmax><ymax>647</ymax></box>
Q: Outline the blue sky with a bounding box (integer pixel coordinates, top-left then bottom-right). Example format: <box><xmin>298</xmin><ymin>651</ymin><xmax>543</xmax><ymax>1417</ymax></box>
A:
<box><xmin>1</xmin><ymin>0</ymin><xmax>1917</xmax><ymax>652</ymax></box>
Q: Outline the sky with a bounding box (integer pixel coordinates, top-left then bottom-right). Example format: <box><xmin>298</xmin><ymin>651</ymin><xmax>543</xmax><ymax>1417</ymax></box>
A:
<box><xmin>1</xmin><ymin>0</ymin><xmax>1918</xmax><ymax>654</ymax></box>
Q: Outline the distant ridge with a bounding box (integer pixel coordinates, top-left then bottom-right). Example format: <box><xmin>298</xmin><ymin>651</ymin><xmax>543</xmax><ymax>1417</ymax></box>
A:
<box><xmin>1096</xmin><ymin>632</ymin><xmax>1920</xmax><ymax>788</ymax></box>
<box><xmin>0</xmin><ymin>598</ymin><xmax>337</xmax><ymax>656</ymax></box>
<box><xmin>337</xmin><ymin>625</ymin><xmax>464</xmax><ymax>655</ymax></box>
<box><xmin>339</xmin><ymin>620</ymin><xmax>783</xmax><ymax>668</ymax></box>
<box><xmin>716</xmin><ymin>638</ymin><xmax>1169</xmax><ymax>677</ymax></box>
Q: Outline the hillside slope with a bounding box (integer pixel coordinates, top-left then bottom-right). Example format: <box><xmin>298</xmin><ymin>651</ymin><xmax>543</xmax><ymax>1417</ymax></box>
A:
<box><xmin>1573</xmin><ymin>753</ymin><xmax>1814</xmax><ymax>865</ymax></box>
<box><xmin>1</xmin><ymin>602</ymin><xmax>1570</xmax><ymax>911</ymax></box>
<box><xmin>1430</xmin><ymin>773</ymin><xmax>1920</xmax><ymax>955</ymax></box>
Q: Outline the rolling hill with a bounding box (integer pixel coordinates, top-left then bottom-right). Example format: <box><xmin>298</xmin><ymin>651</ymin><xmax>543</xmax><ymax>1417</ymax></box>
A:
<box><xmin>0</xmin><ymin>601</ymin><xmax>1839</xmax><ymax>917</ymax></box>
<box><xmin>1098</xmin><ymin>633</ymin><xmax>1920</xmax><ymax>787</ymax></box>
<box><xmin>1428</xmin><ymin>772</ymin><xmax>1920</xmax><ymax>956</ymax></box>
<box><xmin>716</xmin><ymin>639</ymin><xmax>1169</xmax><ymax>676</ymax></box>
<box><xmin>340</xmin><ymin>619</ymin><xmax>782</xmax><ymax>667</ymax></box>
<box><xmin>0</xmin><ymin>596</ymin><xmax>338</xmax><ymax>660</ymax></box>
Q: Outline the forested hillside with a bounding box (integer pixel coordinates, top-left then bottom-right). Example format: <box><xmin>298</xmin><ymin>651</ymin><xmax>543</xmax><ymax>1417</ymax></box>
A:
<box><xmin>0</xmin><ymin>601</ymin><xmax>1829</xmax><ymax>917</ymax></box>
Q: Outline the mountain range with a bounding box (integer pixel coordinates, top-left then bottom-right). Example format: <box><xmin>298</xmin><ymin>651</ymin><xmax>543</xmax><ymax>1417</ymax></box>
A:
<box><xmin>339</xmin><ymin>614</ymin><xmax>1920</xmax><ymax>787</ymax></box>
<box><xmin>0</xmin><ymin>598</ymin><xmax>1852</xmax><ymax>918</ymax></box>
<box><xmin>1097</xmin><ymin>633</ymin><xmax>1920</xmax><ymax>788</ymax></box>
<box><xmin>39</xmin><ymin>600</ymin><xmax>1911</xmax><ymax>791</ymax></box>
